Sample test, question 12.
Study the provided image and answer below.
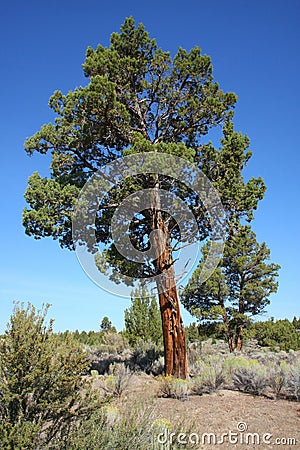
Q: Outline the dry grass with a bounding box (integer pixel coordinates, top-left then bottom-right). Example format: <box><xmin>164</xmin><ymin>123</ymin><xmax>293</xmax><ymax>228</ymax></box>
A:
<box><xmin>103</xmin><ymin>373</ymin><xmax>300</xmax><ymax>449</ymax></box>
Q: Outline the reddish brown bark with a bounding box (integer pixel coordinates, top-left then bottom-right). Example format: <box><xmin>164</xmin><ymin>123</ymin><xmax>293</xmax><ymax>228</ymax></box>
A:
<box><xmin>221</xmin><ymin>299</ymin><xmax>235</xmax><ymax>353</ymax></box>
<box><xmin>224</xmin><ymin>313</ymin><xmax>243</xmax><ymax>352</ymax></box>
<box><xmin>151</xmin><ymin>186</ymin><xmax>188</xmax><ymax>379</ymax></box>
<box><xmin>157</xmin><ymin>282</ymin><xmax>188</xmax><ymax>378</ymax></box>
<box><xmin>235</xmin><ymin>325</ymin><xmax>243</xmax><ymax>351</ymax></box>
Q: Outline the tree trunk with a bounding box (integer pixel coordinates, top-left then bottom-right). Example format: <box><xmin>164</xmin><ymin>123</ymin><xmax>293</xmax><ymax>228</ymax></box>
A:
<box><xmin>222</xmin><ymin>309</ymin><xmax>235</xmax><ymax>353</ymax></box>
<box><xmin>157</xmin><ymin>274</ymin><xmax>188</xmax><ymax>379</ymax></box>
<box><xmin>235</xmin><ymin>325</ymin><xmax>243</xmax><ymax>351</ymax></box>
<box><xmin>151</xmin><ymin>185</ymin><xmax>188</xmax><ymax>379</ymax></box>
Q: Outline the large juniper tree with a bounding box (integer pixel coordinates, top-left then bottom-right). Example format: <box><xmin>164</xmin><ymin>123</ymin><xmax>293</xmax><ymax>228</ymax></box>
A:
<box><xmin>23</xmin><ymin>18</ymin><xmax>264</xmax><ymax>378</ymax></box>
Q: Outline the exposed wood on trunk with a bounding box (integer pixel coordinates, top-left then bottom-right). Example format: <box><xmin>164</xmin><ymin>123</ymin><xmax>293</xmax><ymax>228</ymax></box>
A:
<box><xmin>151</xmin><ymin>182</ymin><xmax>188</xmax><ymax>379</ymax></box>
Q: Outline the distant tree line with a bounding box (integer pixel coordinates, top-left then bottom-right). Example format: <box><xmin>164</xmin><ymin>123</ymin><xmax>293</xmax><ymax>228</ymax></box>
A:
<box><xmin>53</xmin><ymin>288</ymin><xmax>300</xmax><ymax>353</ymax></box>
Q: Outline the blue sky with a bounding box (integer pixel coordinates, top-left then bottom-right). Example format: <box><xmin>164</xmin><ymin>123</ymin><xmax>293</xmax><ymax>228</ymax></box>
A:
<box><xmin>0</xmin><ymin>0</ymin><xmax>299</xmax><ymax>332</ymax></box>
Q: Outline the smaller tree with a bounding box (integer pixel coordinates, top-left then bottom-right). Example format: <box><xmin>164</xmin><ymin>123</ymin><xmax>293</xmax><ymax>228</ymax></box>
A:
<box><xmin>181</xmin><ymin>225</ymin><xmax>280</xmax><ymax>351</ymax></box>
<box><xmin>292</xmin><ymin>316</ymin><xmax>300</xmax><ymax>330</ymax></box>
<box><xmin>100</xmin><ymin>316</ymin><xmax>116</xmax><ymax>333</ymax></box>
<box><xmin>0</xmin><ymin>302</ymin><xmax>100</xmax><ymax>448</ymax></box>
<box><xmin>124</xmin><ymin>285</ymin><xmax>163</xmax><ymax>347</ymax></box>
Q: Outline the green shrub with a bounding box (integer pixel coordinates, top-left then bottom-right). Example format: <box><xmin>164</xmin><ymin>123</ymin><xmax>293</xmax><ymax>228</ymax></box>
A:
<box><xmin>0</xmin><ymin>302</ymin><xmax>102</xmax><ymax>449</ymax></box>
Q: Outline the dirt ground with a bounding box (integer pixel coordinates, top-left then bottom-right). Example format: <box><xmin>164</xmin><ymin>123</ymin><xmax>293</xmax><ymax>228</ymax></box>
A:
<box><xmin>113</xmin><ymin>374</ymin><xmax>300</xmax><ymax>450</ymax></box>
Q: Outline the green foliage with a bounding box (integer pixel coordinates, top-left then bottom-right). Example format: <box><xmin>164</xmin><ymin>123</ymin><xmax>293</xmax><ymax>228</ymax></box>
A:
<box><xmin>100</xmin><ymin>316</ymin><xmax>116</xmax><ymax>333</ymax></box>
<box><xmin>124</xmin><ymin>285</ymin><xmax>163</xmax><ymax>346</ymax></box>
<box><xmin>185</xmin><ymin>322</ymin><xmax>201</xmax><ymax>343</ymax></box>
<box><xmin>0</xmin><ymin>302</ymin><xmax>101</xmax><ymax>448</ymax></box>
<box><xmin>186</xmin><ymin>321</ymin><xmax>226</xmax><ymax>343</ymax></box>
<box><xmin>252</xmin><ymin>319</ymin><xmax>300</xmax><ymax>351</ymax></box>
<box><xmin>23</xmin><ymin>17</ymin><xmax>237</xmax><ymax>261</ymax></box>
<box><xmin>199</xmin><ymin>120</ymin><xmax>265</xmax><ymax>224</ymax></box>
<box><xmin>181</xmin><ymin>225</ymin><xmax>280</xmax><ymax>351</ymax></box>
<box><xmin>57</xmin><ymin>327</ymin><xmax>126</xmax><ymax>354</ymax></box>
<box><xmin>292</xmin><ymin>316</ymin><xmax>300</xmax><ymax>329</ymax></box>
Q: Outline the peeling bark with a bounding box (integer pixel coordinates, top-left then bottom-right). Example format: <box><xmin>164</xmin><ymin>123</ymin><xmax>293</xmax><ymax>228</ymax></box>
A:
<box><xmin>151</xmin><ymin>184</ymin><xmax>188</xmax><ymax>379</ymax></box>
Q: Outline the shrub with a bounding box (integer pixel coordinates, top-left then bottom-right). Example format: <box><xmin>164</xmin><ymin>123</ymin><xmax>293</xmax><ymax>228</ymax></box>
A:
<box><xmin>267</xmin><ymin>362</ymin><xmax>289</xmax><ymax>399</ymax></box>
<box><xmin>130</xmin><ymin>340</ymin><xmax>163</xmax><ymax>373</ymax></box>
<box><xmin>95</xmin><ymin>330</ymin><xmax>128</xmax><ymax>354</ymax></box>
<box><xmin>0</xmin><ymin>302</ymin><xmax>102</xmax><ymax>448</ymax></box>
<box><xmin>286</xmin><ymin>361</ymin><xmax>300</xmax><ymax>401</ymax></box>
<box><xmin>232</xmin><ymin>360</ymin><xmax>268</xmax><ymax>396</ymax></box>
<box><xmin>191</xmin><ymin>364</ymin><xmax>225</xmax><ymax>395</ymax></box>
<box><xmin>100</xmin><ymin>363</ymin><xmax>133</xmax><ymax>397</ymax></box>
<box><xmin>158</xmin><ymin>375</ymin><xmax>190</xmax><ymax>400</ymax></box>
<box><xmin>223</xmin><ymin>355</ymin><xmax>251</xmax><ymax>383</ymax></box>
<box><xmin>151</xmin><ymin>355</ymin><xmax>165</xmax><ymax>376</ymax></box>
<box><xmin>65</xmin><ymin>399</ymin><xmax>195</xmax><ymax>450</ymax></box>
<box><xmin>253</xmin><ymin>319</ymin><xmax>300</xmax><ymax>352</ymax></box>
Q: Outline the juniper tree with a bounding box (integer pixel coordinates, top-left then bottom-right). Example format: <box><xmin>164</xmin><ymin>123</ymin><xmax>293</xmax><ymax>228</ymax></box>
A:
<box><xmin>181</xmin><ymin>225</ymin><xmax>280</xmax><ymax>351</ymax></box>
<box><xmin>100</xmin><ymin>316</ymin><xmax>116</xmax><ymax>333</ymax></box>
<box><xmin>124</xmin><ymin>285</ymin><xmax>163</xmax><ymax>346</ymax></box>
<box><xmin>23</xmin><ymin>17</ymin><xmax>264</xmax><ymax>378</ymax></box>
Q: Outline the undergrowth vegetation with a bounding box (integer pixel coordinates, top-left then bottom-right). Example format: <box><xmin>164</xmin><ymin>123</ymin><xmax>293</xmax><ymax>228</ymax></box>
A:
<box><xmin>0</xmin><ymin>302</ymin><xmax>299</xmax><ymax>449</ymax></box>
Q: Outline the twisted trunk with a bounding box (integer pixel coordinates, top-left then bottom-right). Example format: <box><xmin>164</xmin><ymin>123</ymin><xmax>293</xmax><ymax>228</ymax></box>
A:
<box><xmin>151</xmin><ymin>185</ymin><xmax>188</xmax><ymax>379</ymax></box>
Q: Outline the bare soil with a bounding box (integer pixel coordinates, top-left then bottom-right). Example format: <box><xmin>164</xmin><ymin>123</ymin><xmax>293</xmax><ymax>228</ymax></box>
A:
<box><xmin>113</xmin><ymin>373</ymin><xmax>300</xmax><ymax>449</ymax></box>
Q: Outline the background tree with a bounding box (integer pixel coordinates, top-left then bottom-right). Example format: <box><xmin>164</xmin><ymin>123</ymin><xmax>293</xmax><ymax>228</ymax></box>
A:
<box><xmin>0</xmin><ymin>302</ymin><xmax>100</xmax><ymax>448</ymax></box>
<box><xmin>23</xmin><ymin>17</ymin><xmax>264</xmax><ymax>378</ymax></box>
<box><xmin>181</xmin><ymin>225</ymin><xmax>280</xmax><ymax>351</ymax></box>
<box><xmin>124</xmin><ymin>285</ymin><xmax>163</xmax><ymax>346</ymax></box>
<box><xmin>100</xmin><ymin>316</ymin><xmax>116</xmax><ymax>333</ymax></box>
<box><xmin>252</xmin><ymin>319</ymin><xmax>300</xmax><ymax>351</ymax></box>
<box><xmin>292</xmin><ymin>316</ymin><xmax>300</xmax><ymax>330</ymax></box>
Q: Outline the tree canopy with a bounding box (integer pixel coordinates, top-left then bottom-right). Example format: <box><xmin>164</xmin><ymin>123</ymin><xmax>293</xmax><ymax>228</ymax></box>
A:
<box><xmin>181</xmin><ymin>225</ymin><xmax>280</xmax><ymax>351</ymax></box>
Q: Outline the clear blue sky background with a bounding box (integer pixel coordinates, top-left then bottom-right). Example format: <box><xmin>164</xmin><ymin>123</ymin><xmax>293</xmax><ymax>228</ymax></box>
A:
<box><xmin>0</xmin><ymin>0</ymin><xmax>299</xmax><ymax>332</ymax></box>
